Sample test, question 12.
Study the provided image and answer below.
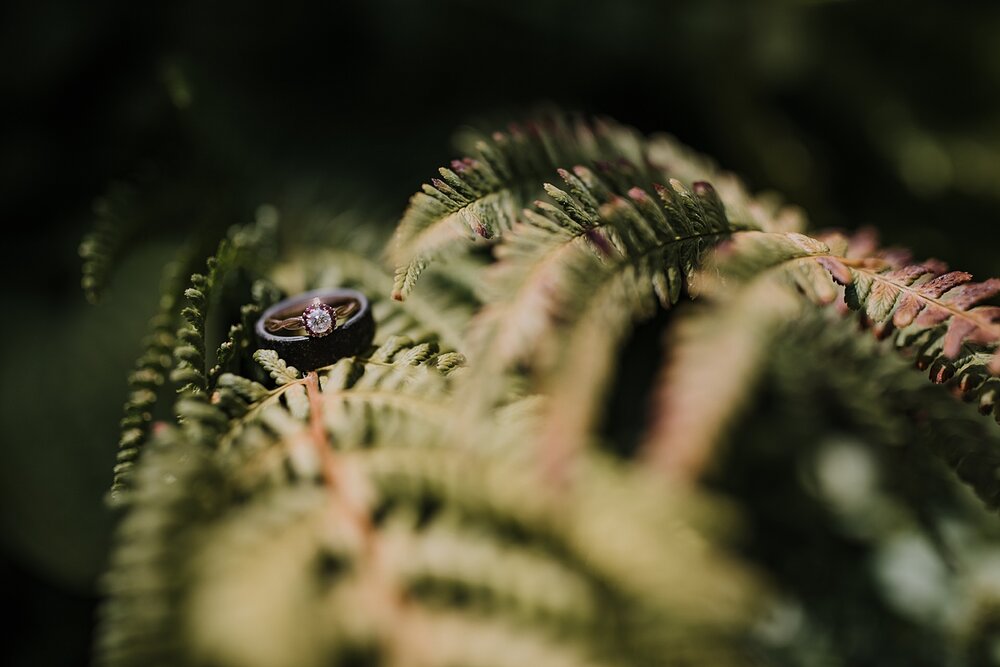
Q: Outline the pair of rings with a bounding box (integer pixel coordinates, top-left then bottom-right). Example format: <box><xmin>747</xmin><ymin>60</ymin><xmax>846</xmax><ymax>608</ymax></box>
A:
<box><xmin>254</xmin><ymin>288</ymin><xmax>375</xmax><ymax>371</ymax></box>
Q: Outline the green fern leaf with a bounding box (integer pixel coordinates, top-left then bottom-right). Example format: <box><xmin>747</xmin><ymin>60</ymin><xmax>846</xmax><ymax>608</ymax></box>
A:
<box><xmin>97</xmin><ymin>429</ymin><xmax>229</xmax><ymax>667</ymax></box>
<box><xmin>252</xmin><ymin>349</ymin><xmax>300</xmax><ymax>386</ymax></box>
<box><xmin>459</xmin><ymin>167</ymin><xmax>756</xmax><ymax>463</ymax></box>
<box><xmin>109</xmin><ymin>210</ymin><xmax>278</xmax><ymax>503</ymax></box>
<box><xmin>639</xmin><ymin>231</ymin><xmax>839</xmax><ymax>479</ymax></box>
<box><xmin>79</xmin><ymin>183</ymin><xmax>141</xmax><ymax>304</ymax></box>
<box><xmin>390</xmin><ymin>115</ymin><xmax>654</xmax><ymax>300</ymax></box>
<box><xmin>108</xmin><ymin>257</ymin><xmax>189</xmax><ymax>506</ymax></box>
<box><xmin>471</xmin><ymin>169</ymin><xmax>745</xmax><ymax>366</ymax></box>
<box><xmin>772</xmin><ymin>312</ymin><xmax>1000</xmax><ymax>509</ymax></box>
<box><xmin>390</xmin><ymin>113</ymin><xmax>807</xmax><ymax>302</ymax></box>
<box><xmin>99</xmin><ymin>325</ymin><xmax>765</xmax><ymax>667</ymax></box>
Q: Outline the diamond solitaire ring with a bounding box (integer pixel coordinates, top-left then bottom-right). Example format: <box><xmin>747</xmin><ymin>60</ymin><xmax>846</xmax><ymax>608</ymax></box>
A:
<box><xmin>263</xmin><ymin>297</ymin><xmax>357</xmax><ymax>338</ymax></box>
<box><xmin>255</xmin><ymin>288</ymin><xmax>375</xmax><ymax>371</ymax></box>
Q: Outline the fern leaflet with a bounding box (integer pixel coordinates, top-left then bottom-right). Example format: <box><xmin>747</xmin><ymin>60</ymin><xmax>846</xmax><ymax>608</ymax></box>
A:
<box><xmin>390</xmin><ymin>115</ymin><xmax>657</xmax><ymax>300</ymax></box>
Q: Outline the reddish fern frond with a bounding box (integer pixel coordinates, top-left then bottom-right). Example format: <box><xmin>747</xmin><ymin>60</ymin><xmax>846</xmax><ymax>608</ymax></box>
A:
<box><xmin>812</xmin><ymin>233</ymin><xmax>1000</xmax><ymax>421</ymax></box>
<box><xmin>645</xmin><ymin>228</ymin><xmax>1000</xmax><ymax>489</ymax></box>
<box><xmin>826</xmin><ymin>260</ymin><xmax>1000</xmax><ymax>367</ymax></box>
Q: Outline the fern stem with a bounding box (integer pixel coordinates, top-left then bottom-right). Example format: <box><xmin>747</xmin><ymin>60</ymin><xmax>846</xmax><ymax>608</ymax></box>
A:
<box><xmin>303</xmin><ymin>370</ymin><xmax>379</xmax><ymax>548</ymax></box>
<box><xmin>305</xmin><ymin>371</ymin><xmax>337</xmax><ymax>489</ymax></box>
<box><xmin>304</xmin><ymin>371</ymin><xmax>412</xmax><ymax>656</ymax></box>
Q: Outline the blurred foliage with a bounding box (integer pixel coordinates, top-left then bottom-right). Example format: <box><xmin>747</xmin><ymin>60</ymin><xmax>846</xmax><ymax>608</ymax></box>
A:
<box><xmin>91</xmin><ymin>109</ymin><xmax>1000</xmax><ymax>666</ymax></box>
<box><xmin>4</xmin><ymin>0</ymin><xmax>1000</xmax><ymax>665</ymax></box>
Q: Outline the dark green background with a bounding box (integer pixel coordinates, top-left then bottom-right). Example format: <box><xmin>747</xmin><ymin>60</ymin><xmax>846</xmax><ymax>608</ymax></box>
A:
<box><xmin>3</xmin><ymin>1</ymin><xmax>999</xmax><ymax>664</ymax></box>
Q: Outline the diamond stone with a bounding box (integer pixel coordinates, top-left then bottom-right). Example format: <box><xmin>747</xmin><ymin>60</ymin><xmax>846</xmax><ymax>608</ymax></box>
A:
<box><xmin>303</xmin><ymin>305</ymin><xmax>334</xmax><ymax>336</ymax></box>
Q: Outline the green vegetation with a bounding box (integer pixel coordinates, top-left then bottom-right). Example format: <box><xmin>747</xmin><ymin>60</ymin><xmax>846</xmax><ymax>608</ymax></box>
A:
<box><xmin>93</xmin><ymin>113</ymin><xmax>1000</xmax><ymax>667</ymax></box>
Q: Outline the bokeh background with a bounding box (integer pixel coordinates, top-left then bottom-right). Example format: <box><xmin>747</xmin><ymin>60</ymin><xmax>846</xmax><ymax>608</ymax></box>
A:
<box><xmin>3</xmin><ymin>1</ymin><xmax>1000</xmax><ymax>664</ymax></box>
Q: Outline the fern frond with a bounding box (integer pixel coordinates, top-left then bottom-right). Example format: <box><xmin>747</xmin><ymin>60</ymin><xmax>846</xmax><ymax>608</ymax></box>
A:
<box><xmin>253</xmin><ymin>349</ymin><xmax>301</xmax><ymax>385</ymax></box>
<box><xmin>101</xmin><ymin>327</ymin><xmax>766</xmax><ymax>667</ymax></box>
<box><xmin>848</xmin><ymin>265</ymin><xmax>1000</xmax><ymax>368</ymax></box>
<box><xmin>390</xmin><ymin>115</ymin><xmax>656</xmax><ymax>300</ymax></box>
<box><xmin>190</xmin><ymin>502</ymin><xmax>615</xmax><ymax>667</ymax></box>
<box><xmin>80</xmin><ymin>183</ymin><xmax>141</xmax><ymax>304</ymax></box>
<box><xmin>171</xmin><ymin>272</ymin><xmax>213</xmax><ymax>394</ymax></box>
<box><xmin>207</xmin><ymin>321</ymin><xmax>247</xmax><ymax>387</ymax></box>
<box><xmin>638</xmin><ymin>230</ymin><xmax>858</xmax><ymax>481</ymax></box>
<box><xmin>810</xmin><ymin>231</ymin><xmax>1000</xmax><ymax>421</ymax></box>
<box><xmin>182</xmin><ymin>486</ymin><xmax>341</xmax><ymax>667</ymax></box>
<box><xmin>365</xmin><ymin>445</ymin><xmax>767</xmax><ymax>661</ymax></box>
<box><xmin>220</xmin><ymin>338</ymin><xmax>466</xmax><ymax>471</ymax></box>
<box><xmin>771</xmin><ymin>311</ymin><xmax>1000</xmax><ymax>508</ymax></box>
<box><xmin>108</xmin><ymin>257</ymin><xmax>189</xmax><ymax>506</ymax></box>
<box><xmin>109</xmin><ymin>211</ymin><xmax>279</xmax><ymax>503</ymax></box>
<box><xmin>479</xmin><ymin>169</ymin><xmax>745</xmax><ymax>365</ymax></box>
<box><xmin>99</xmin><ymin>109</ymin><xmax>1000</xmax><ymax>667</ymax></box>
<box><xmin>317</xmin><ymin>339</ymin><xmax>460</xmax><ymax>450</ymax></box>
<box><xmin>381</xmin><ymin>513</ymin><xmax>597</xmax><ymax>628</ymax></box>
<box><xmin>644</xmin><ymin>229</ymin><xmax>1000</xmax><ymax>488</ymax></box>
<box><xmin>646</xmin><ymin>133</ymin><xmax>809</xmax><ymax>235</ymax></box>
<box><xmin>538</xmin><ymin>182</ymin><xmax>764</xmax><ymax>459</ymax></box>
<box><xmin>456</xmin><ymin>167</ymin><xmax>754</xmax><ymax>468</ymax></box>
<box><xmin>390</xmin><ymin>113</ymin><xmax>808</xmax><ymax>302</ymax></box>
<box><xmin>103</xmin><ymin>443</ymin><xmax>764</xmax><ymax>667</ymax></box>
<box><xmin>642</xmin><ymin>275</ymin><xmax>804</xmax><ymax>480</ymax></box>
<box><xmin>97</xmin><ymin>431</ymin><xmax>229</xmax><ymax>667</ymax></box>
<box><xmin>360</xmin><ymin>446</ymin><xmax>763</xmax><ymax>628</ymax></box>
<box><xmin>171</xmin><ymin>213</ymin><xmax>278</xmax><ymax>397</ymax></box>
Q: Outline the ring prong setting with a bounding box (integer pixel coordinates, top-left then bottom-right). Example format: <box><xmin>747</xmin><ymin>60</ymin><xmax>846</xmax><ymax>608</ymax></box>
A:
<box><xmin>301</xmin><ymin>298</ymin><xmax>336</xmax><ymax>337</ymax></box>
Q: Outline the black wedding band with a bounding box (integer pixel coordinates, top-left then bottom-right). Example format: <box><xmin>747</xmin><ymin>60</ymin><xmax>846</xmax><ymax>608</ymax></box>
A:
<box><xmin>255</xmin><ymin>288</ymin><xmax>375</xmax><ymax>372</ymax></box>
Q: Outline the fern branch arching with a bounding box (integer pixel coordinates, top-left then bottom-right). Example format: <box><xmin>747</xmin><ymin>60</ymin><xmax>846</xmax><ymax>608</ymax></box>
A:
<box><xmin>814</xmin><ymin>231</ymin><xmax>1000</xmax><ymax>418</ymax></box>
<box><xmin>391</xmin><ymin>114</ymin><xmax>641</xmax><ymax>300</ymax></box>
<box><xmin>457</xmin><ymin>167</ymin><xmax>755</xmax><ymax>474</ymax></box>
<box><xmin>171</xmin><ymin>215</ymin><xmax>278</xmax><ymax>397</ymax></box>
<box><xmin>109</xmin><ymin>253</ymin><xmax>194</xmax><ymax>506</ymax></box>
<box><xmin>640</xmin><ymin>233</ymin><xmax>829</xmax><ymax>480</ymax></box>
<box><xmin>390</xmin><ymin>114</ymin><xmax>810</xmax><ymax>302</ymax></box>
<box><xmin>473</xmin><ymin>170</ymin><xmax>745</xmax><ymax>367</ymax></box>
<box><xmin>644</xmin><ymin>229</ymin><xmax>1000</xmax><ymax>487</ymax></box>
<box><xmin>390</xmin><ymin>115</ymin><xmax>661</xmax><ymax>300</ymax></box>
<box><xmin>109</xmin><ymin>212</ymin><xmax>279</xmax><ymax>503</ymax></box>
<box><xmin>843</xmin><ymin>262</ymin><xmax>1000</xmax><ymax>368</ymax></box>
